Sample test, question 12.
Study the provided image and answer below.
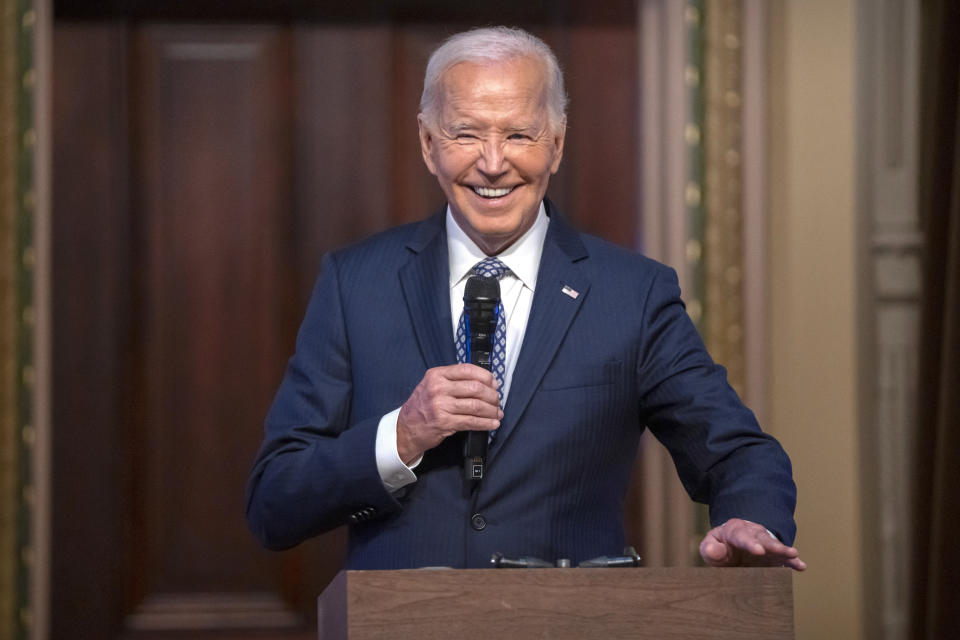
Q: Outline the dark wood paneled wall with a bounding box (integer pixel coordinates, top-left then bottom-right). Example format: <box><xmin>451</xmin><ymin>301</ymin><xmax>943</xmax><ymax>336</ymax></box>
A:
<box><xmin>129</xmin><ymin>25</ymin><xmax>303</xmax><ymax>627</ymax></box>
<box><xmin>52</xmin><ymin>24</ymin><xmax>134</xmax><ymax>640</ymax></box>
<box><xmin>52</xmin><ymin>13</ymin><xmax>639</xmax><ymax>639</ymax></box>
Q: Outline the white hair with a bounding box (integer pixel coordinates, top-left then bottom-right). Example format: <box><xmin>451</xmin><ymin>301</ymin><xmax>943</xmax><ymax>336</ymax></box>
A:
<box><xmin>419</xmin><ymin>26</ymin><xmax>568</xmax><ymax>133</ymax></box>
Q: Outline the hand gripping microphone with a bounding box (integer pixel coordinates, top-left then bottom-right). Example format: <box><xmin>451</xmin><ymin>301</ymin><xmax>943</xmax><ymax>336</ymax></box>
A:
<box><xmin>463</xmin><ymin>275</ymin><xmax>500</xmax><ymax>482</ymax></box>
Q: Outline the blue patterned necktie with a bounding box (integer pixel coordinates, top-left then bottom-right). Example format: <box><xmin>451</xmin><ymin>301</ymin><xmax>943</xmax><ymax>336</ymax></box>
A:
<box><xmin>455</xmin><ymin>257</ymin><xmax>510</xmax><ymax>410</ymax></box>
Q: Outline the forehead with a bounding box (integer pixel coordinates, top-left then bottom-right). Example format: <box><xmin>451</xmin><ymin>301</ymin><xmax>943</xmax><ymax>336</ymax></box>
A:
<box><xmin>436</xmin><ymin>57</ymin><xmax>549</xmax><ymax>120</ymax></box>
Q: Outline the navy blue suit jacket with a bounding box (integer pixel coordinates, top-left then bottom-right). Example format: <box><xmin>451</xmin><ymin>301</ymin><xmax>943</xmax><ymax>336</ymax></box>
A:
<box><xmin>245</xmin><ymin>202</ymin><xmax>797</xmax><ymax>568</ymax></box>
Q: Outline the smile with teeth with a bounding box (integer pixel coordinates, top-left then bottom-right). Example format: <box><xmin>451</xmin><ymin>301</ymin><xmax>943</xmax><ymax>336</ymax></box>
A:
<box><xmin>471</xmin><ymin>185</ymin><xmax>516</xmax><ymax>199</ymax></box>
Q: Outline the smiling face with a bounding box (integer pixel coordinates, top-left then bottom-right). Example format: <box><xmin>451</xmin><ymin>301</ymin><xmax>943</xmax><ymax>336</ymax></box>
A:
<box><xmin>418</xmin><ymin>56</ymin><xmax>566</xmax><ymax>255</ymax></box>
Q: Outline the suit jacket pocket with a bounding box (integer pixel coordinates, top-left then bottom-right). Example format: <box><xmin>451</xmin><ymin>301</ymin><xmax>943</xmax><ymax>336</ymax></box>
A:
<box><xmin>539</xmin><ymin>359</ymin><xmax>623</xmax><ymax>391</ymax></box>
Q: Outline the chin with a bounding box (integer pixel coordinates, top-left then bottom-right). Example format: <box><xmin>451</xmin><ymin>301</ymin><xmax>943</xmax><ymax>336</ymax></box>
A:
<box><xmin>473</xmin><ymin>218</ymin><xmax>515</xmax><ymax>233</ymax></box>
<box><xmin>456</xmin><ymin>210</ymin><xmax>503</xmax><ymax>229</ymax></box>
<box><xmin>474</xmin><ymin>223</ymin><xmax>519</xmax><ymax>242</ymax></box>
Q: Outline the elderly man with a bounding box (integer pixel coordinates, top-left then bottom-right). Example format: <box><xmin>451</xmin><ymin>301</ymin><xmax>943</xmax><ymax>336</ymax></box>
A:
<box><xmin>246</xmin><ymin>26</ymin><xmax>805</xmax><ymax>571</ymax></box>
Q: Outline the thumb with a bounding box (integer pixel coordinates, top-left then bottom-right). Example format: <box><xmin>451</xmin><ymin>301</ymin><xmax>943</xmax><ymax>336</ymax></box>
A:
<box><xmin>700</xmin><ymin>536</ymin><xmax>731</xmax><ymax>566</ymax></box>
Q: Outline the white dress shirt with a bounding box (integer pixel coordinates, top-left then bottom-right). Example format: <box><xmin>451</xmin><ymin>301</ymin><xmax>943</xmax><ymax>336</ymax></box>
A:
<box><xmin>375</xmin><ymin>203</ymin><xmax>549</xmax><ymax>491</ymax></box>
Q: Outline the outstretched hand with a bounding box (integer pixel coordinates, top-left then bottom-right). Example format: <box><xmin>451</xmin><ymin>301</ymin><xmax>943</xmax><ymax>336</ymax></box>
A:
<box><xmin>396</xmin><ymin>364</ymin><xmax>502</xmax><ymax>464</ymax></box>
<box><xmin>699</xmin><ymin>518</ymin><xmax>806</xmax><ymax>571</ymax></box>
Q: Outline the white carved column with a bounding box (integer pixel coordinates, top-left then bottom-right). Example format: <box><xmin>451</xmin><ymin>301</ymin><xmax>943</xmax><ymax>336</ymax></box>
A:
<box><xmin>856</xmin><ymin>1</ymin><xmax>921</xmax><ymax>638</ymax></box>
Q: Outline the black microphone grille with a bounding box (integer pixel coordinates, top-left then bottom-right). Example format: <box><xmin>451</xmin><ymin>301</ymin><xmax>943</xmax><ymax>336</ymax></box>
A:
<box><xmin>464</xmin><ymin>275</ymin><xmax>500</xmax><ymax>302</ymax></box>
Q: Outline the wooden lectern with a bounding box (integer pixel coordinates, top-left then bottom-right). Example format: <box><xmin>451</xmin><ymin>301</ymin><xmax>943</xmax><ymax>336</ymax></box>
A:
<box><xmin>317</xmin><ymin>567</ymin><xmax>793</xmax><ymax>639</ymax></box>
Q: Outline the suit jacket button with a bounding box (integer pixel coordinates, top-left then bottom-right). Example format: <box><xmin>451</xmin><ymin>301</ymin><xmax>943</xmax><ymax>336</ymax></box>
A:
<box><xmin>471</xmin><ymin>513</ymin><xmax>487</xmax><ymax>531</ymax></box>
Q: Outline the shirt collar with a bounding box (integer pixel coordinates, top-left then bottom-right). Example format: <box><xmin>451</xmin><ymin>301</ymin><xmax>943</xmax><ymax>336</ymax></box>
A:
<box><xmin>446</xmin><ymin>202</ymin><xmax>548</xmax><ymax>291</ymax></box>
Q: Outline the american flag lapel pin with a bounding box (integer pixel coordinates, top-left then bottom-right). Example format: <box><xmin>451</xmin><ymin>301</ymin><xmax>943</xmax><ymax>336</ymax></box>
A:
<box><xmin>561</xmin><ymin>284</ymin><xmax>579</xmax><ymax>299</ymax></box>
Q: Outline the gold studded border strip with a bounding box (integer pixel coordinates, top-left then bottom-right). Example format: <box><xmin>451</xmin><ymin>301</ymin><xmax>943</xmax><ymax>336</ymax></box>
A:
<box><xmin>683</xmin><ymin>0</ymin><xmax>749</xmax><ymax>565</ymax></box>
<box><xmin>2</xmin><ymin>1</ymin><xmax>38</xmax><ymax>639</ymax></box>
<box><xmin>17</xmin><ymin>0</ymin><xmax>37</xmax><ymax>637</ymax></box>
<box><xmin>684</xmin><ymin>0</ymin><xmax>706</xmax><ymax>334</ymax></box>
<box><xmin>1</xmin><ymin>0</ymin><xmax>22</xmax><ymax>637</ymax></box>
<box><xmin>0</xmin><ymin>0</ymin><xmax>19</xmax><ymax>633</ymax></box>
<box><xmin>704</xmin><ymin>0</ymin><xmax>746</xmax><ymax>397</ymax></box>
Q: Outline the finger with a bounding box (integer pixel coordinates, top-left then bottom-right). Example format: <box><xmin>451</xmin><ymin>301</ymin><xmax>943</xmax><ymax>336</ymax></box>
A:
<box><xmin>720</xmin><ymin>520</ymin><xmax>782</xmax><ymax>557</ymax></box>
<box><xmin>456</xmin><ymin>416</ymin><xmax>502</xmax><ymax>432</ymax></box>
<box><xmin>759</xmin><ymin>543</ymin><xmax>804</xmax><ymax>569</ymax></box>
<box><xmin>747</xmin><ymin>551</ymin><xmax>805</xmax><ymax>570</ymax></box>
<box><xmin>700</xmin><ymin>538</ymin><xmax>732</xmax><ymax>566</ymax></box>
<box><xmin>752</xmin><ymin>536</ymin><xmax>802</xmax><ymax>563</ymax></box>
<box><xmin>440</xmin><ymin>363</ymin><xmax>498</xmax><ymax>385</ymax></box>
<box><xmin>431</xmin><ymin>409</ymin><xmax>500</xmax><ymax>433</ymax></box>
<box><xmin>724</xmin><ymin>528</ymin><xmax>767</xmax><ymax>556</ymax></box>
<box><xmin>764</xmin><ymin>541</ymin><xmax>799</xmax><ymax>557</ymax></box>
<box><xmin>445</xmin><ymin>396</ymin><xmax>502</xmax><ymax>420</ymax></box>
<box><xmin>426</xmin><ymin>400</ymin><xmax>501</xmax><ymax>432</ymax></box>
<box><xmin>445</xmin><ymin>378</ymin><xmax>501</xmax><ymax>403</ymax></box>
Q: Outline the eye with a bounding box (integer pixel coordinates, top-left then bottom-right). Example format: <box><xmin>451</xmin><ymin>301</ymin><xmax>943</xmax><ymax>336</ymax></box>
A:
<box><xmin>455</xmin><ymin>133</ymin><xmax>478</xmax><ymax>140</ymax></box>
<box><xmin>507</xmin><ymin>133</ymin><xmax>530</xmax><ymax>141</ymax></box>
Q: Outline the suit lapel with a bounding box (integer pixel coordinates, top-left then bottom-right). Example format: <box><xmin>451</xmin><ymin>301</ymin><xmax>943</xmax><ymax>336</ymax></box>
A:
<box><xmin>489</xmin><ymin>209</ymin><xmax>590</xmax><ymax>456</ymax></box>
<box><xmin>399</xmin><ymin>212</ymin><xmax>457</xmax><ymax>369</ymax></box>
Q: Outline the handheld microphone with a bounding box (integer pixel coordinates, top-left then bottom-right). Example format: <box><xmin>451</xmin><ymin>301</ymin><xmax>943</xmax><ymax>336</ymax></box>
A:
<box><xmin>462</xmin><ymin>275</ymin><xmax>500</xmax><ymax>482</ymax></box>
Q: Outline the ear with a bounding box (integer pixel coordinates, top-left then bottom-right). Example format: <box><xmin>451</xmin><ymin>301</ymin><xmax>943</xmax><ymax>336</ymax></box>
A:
<box><xmin>417</xmin><ymin>115</ymin><xmax>438</xmax><ymax>176</ymax></box>
<box><xmin>549</xmin><ymin>116</ymin><xmax>567</xmax><ymax>175</ymax></box>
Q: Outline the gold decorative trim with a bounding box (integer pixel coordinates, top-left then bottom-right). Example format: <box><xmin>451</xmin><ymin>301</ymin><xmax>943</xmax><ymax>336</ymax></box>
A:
<box><xmin>685</xmin><ymin>0</ymin><xmax>706</xmax><ymax>338</ymax></box>
<box><xmin>2</xmin><ymin>0</ymin><xmax>39</xmax><ymax>638</ymax></box>
<box><xmin>1</xmin><ymin>0</ymin><xmax>21</xmax><ymax>635</ymax></box>
<box><xmin>704</xmin><ymin>0</ymin><xmax>746</xmax><ymax>397</ymax></box>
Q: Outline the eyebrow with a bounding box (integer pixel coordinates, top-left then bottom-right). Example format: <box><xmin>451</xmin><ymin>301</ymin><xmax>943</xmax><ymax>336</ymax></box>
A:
<box><xmin>505</xmin><ymin>124</ymin><xmax>539</xmax><ymax>133</ymax></box>
<box><xmin>447</xmin><ymin>122</ymin><xmax>478</xmax><ymax>133</ymax></box>
<box><xmin>446</xmin><ymin>122</ymin><xmax>541</xmax><ymax>134</ymax></box>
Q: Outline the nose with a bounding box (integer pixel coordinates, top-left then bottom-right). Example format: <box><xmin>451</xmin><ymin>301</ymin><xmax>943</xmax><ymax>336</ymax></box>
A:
<box><xmin>477</xmin><ymin>138</ymin><xmax>507</xmax><ymax>178</ymax></box>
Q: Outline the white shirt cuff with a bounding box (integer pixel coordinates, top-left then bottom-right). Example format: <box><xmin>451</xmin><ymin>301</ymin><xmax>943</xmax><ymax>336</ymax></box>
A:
<box><xmin>375</xmin><ymin>408</ymin><xmax>420</xmax><ymax>492</ymax></box>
